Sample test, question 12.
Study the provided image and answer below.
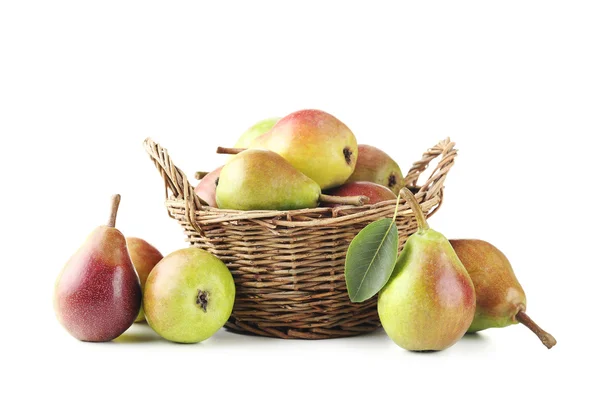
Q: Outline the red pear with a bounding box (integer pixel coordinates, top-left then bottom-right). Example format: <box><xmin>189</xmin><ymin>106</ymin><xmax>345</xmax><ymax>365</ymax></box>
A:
<box><xmin>323</xmin><ymin>181</ymin><xmax>396</xmax><ymax>207</ymax></box>
<box><xmin>54</xmin><ymin>195</ymin><xmax>141</xmax><ymax>342</ymax></box>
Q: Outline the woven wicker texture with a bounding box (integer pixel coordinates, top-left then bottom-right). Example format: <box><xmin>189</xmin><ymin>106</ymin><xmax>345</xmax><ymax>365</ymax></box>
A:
<box><xmin>144</xmin><ymin>138</ymin><xmax>457</xmax><ymax>339</ymax></box>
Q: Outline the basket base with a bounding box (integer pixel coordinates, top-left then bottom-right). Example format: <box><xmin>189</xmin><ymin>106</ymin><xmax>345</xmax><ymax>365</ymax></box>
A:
<box><xmin>224</xmin><ymin>319</ymin><xmax>381</xmax><ymax>340</ymax></box>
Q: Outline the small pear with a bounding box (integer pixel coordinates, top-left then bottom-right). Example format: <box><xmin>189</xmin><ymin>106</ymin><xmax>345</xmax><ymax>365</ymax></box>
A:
<box><xmin>216</xmin><ymin>149</ymin><xmax>366</xmax><ymax>211</ymax></box>
<box><xmin>194</xmin><ymin>166</ymin><xmax>223</xmax><ymax>208</ymax></box>
<box><xmin>126</xmin><ymin>237</ymin><xmax>163</xmax><ymax>323</ymax></box>
<box><xmin>450</xmin><ymin>239</ymin><xmax>556</xmax><ymax>349</ymax></box>
<box><xmin>249</xmin><ymin>109</ymin><xmax>358</xmax><ymax>189</ymax></box>
<box><xmin>347</xmin><ymin>144</ymin><xmax>405</xmax><ymax>194</ymax></box>
<box><xmin>234</xmin><ymin>117</ymin><xmax>280</xmax><ymax>148</ymax></box>
<box><xmin>54</xmin><ymin>195</ymin><xmax>141</xmax><ymax>342</ymax></box>
<box><xmin>323</xmin><ymin>181</ymin><xmax>396</xmax><ymax>207</ymax></box>
<box><xmin>144</xmin><ymin>248</ymin><xmax>236</xmax><ymax>344</ymax></box>
<box><xmin>378</xmin><ymin>188</ymin><xmax>476</xmax><ymax>351</ymax></box>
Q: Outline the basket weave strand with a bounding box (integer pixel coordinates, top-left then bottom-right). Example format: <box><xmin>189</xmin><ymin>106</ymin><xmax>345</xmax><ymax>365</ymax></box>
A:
<box><xmin>144</xmin><ymin>137</ymin><xmax>457</xmax><ymax>339</ymax></box>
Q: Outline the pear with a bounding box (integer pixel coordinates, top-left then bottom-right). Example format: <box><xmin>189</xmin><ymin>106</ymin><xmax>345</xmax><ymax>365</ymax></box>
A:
<box><xmin>378</xmin><ymin>188</ymin><xmax>476</xmax><ymax>351</ymax></box>
<box><xmin>126</xmin><ymin>237</ymin><xmax>163</xmax><ymax>323</ymax></box>
<box><xmin>450</xmin><ymin>239</ymin><xmax>556</xmax><ymax>349</ymax></box>
<box><xmin>234</xmin><ymin>117</ymin><xmax>280</xmax><ymax>148</ymax></box>
<box><xmin>216</xmin><ymin>149</ymin><xmax>367</xmax><ymax>211</ymax></box>
<box><xmin>54</xmin><ymin>195</ymin><xmax>141</xmax><ymax>342</ymax></box>
<box><xmin>323</xmin><ymin>181</ymin><xmax>396</xmax><ymax>207</ymax></box>
<box><xmin>218</xmin><ymin>109</ymin><xmax>358</xmax><ymax>190</ymax></box>
<box><xmin>194</xmin><ymin>166</ymin><xmax>223</xmax><ymax>208</ymax></box>
<box><xmin>347</xmin><ymin>144</ymin><xmax>405</xmax><ymax>194</ymax></box>
<box><xmin>144</xmin><ymin>248</ymin><xmax>236</xmax><ymax>344</ymax></box>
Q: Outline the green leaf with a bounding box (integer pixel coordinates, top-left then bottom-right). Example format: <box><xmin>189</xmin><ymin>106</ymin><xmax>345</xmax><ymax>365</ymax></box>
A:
<box><xmin>344</xmin><ymin>218</ymin><xmax>399</xmax><ymax>303</ymax></box>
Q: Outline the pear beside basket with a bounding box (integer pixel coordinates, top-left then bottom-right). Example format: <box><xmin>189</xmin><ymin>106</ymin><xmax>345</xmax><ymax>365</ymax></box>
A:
<box><xmin>144</xmin><ymin>138</ymin><xmax>457</xmax><ymax>339</ymax></box>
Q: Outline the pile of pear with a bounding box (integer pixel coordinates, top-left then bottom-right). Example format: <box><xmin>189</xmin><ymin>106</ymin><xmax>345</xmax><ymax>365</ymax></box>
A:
<box><xmin>195</xmin><ymin>109</ymin><xmax>404</xmax><ymax>211</ymax></box>
<box><xmin>376</xmin><ymin>189</ymin><xmax>556</xmax><ymax>351</ymax></box>
<box><xmin>54</xmin><ymin>195</ymin><xmax>235</xmax><ymax>344</ymax></box>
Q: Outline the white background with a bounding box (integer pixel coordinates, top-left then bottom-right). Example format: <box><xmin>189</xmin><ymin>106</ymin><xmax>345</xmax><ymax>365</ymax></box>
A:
<box><xmin>1</xmin><ymin>1</ymin><xmax>598</xmax><ymax>399</ymax></box>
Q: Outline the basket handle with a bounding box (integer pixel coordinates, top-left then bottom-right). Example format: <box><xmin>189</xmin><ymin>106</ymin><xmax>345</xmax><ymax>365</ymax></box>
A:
<box><xmin>404</xmin><ymin>137</ymin><xmax>457</xmax><ymax>213</ymax></box>
<box><xmin>144</xmin><ymin>138</ymin><xmax>204</xmax><ymax>232</ymax></box>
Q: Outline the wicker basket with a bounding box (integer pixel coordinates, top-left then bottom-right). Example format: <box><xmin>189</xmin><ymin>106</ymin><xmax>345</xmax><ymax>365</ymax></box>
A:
<box><xmin>144</xmin><ymin>137</ymin><xmax>457</xmax><ymax>339</ymax></box>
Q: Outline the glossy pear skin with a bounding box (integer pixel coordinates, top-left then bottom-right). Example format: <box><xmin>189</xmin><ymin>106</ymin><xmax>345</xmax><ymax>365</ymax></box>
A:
<box><xmin>378</xmin><ymin>230</ymin><xmax>476</xmax><ymax>351</ymax></box>
<box><xmin>348</xmin><ymin>144</ymin><xmax>405</xmax><ymax>194</ymax></box>
<box><xmin>126</xmin><ymin>238</ymin><xmax>163</xmax><ymax>322</ymax></box>
<box><xmin>54</xmin><ymin>227</ymin><xmax>141</xmax><ymax>341</ymax></box>
<box><xmin>250</xmin><ymin>109</ymin><xmax>358</xmax><ymax>190</ymax></box>
<box><xmin>234</xmin><ymin>117</ymin><xmax>280</xmax><ymax>148</ymax></box>
<box><xmin>194</xmin><ymin>166</ymin><xmax>223</xmax><ymax>208</ymax></box>
<box><xmin>450</xmin><ymin>239</ymin><xmax>526</xmax><ymax>332</ymax></box>
<box><xmin>323</xmin><ymin>181</ymin><xmax>396</xmax><ymax>206</ymax></box>
<box><xmin>144</xmin><ymin>248</ymin><xmax>236</xmax><ymax>344</ymax></box>
<box><xmin>216</xmin><ymin>149</ymin><xmax>321</xmax><ymax>210</ymax></box>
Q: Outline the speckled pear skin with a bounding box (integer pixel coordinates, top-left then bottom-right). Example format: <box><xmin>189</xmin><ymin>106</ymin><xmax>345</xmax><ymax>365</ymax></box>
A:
<box><xmin>249</xmin><ymin>109</ymin><xmax>358</xmax><ymax>190</ymax></box>
<box><xmin>378</xmin><ymin>229</ymin><xmax>476</xmax><ymax>351</ymax></box>
<box><xmin>126</xmin><ymin>237</ymin><xmax>163</xmax><ymax>323</ymax></box>
<box><xmin>143</xmin><ymin>248</ymin><xmax>236</xmax><ymax>344</ymax></box>
<box><xmin>54</xmin><ymin>226</ymin><xmax>142</xmax><ymax>341</ymax></box>
<box><xmin>450</xmin><ymin>239</ymin><xmax>526</xmax><ymax>333</ymax></box>
<box><xmin>216</xmin><ymin>149</ymin><xmax>321</xmax><ymax>211</ymax></box>
<box><xmin>347</xmin><ymin>144</ymin><xmax>405</xmax><ymax>194</ymax></box>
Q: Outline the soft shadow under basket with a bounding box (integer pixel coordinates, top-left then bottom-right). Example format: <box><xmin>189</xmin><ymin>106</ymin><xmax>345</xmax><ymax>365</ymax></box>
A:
<box><xmin>144</xmin><ymin>138</ymin><xmax>457</xmax><ymax>339</ymax></box>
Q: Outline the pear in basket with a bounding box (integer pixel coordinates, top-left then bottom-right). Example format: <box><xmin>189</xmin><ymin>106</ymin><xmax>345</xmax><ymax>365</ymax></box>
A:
<box><xmin>216</xmin><ymin>149</ymin><xmax>367</xmax><ymax>211</ymax></box>
<box><xmin>322</xmin><ymin>181</ymin><xmax>396</xmax><ymax>207</ymax></box>
<box><xmin>234</xmin><ymin>117</ymin><xmax>280</xmax><ymax>148</ymax></box>
<box><xmin>219</xmin><ymin>109</ymin><xmax>358</xmax><ymax>190</ymax></box>
<box><xmin>194</xmin><ymin>166</ymin><xmax>223</xmax><ymax>208</ymax></box>
<box><xmin>347</xmin><ymin>144</ymin><xmax>405</xmax><ymax>194</ymax></box>
<box><xmin>450</xmin><ymin>239</ymin><xmax>556</xmax><ymax>349</ymax></box>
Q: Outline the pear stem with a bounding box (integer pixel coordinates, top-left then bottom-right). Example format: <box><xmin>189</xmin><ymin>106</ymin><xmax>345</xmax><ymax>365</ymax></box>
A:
<box><xmin>516</xmin><ymin>310</ymin><xmax>557</xmax><ymax>349</ymax></box>
<box><xmin>390</xmin><ymin>189</ymin><xmax>403</xmax><ymax>222</ymax></box>
<box><xmin>319</xmin><ymin>194</ymin><xmax>368</xmax><ymax>206</ymax></box>
<box><xmin>217</xmin><ymin>147</ymin><xmax>245</xmax><ymax>155</ymax></box>
<box><xmin>398</xmin><ymin>187</ymin><xmax>429</xmax><ymax>233</ymax></box>
<box><xmin>195</xmin><ymin>171</ymin><xmax>208</xmax><ymax>180</ymax></box>
<box><xmin>107</xmin><ymin>194</ymin><xmax>121</xmax><ymax>228</ymax></box>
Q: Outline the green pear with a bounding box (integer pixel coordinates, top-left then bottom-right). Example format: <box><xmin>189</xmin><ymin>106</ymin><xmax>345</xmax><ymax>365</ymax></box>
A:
<box><xmin>216</xmin><ymin>149</ymin><xmax>321</xmax><ymax>211</ymax></box>
<box><xmin>347</xmin><ymin>144</ymin><xmax>405</xmax><ymax>194</ymax></box>
<box><xmin>450</xmin><ymin>239</ymin><xmax>556</xmax><ymax>349</ymax></box>
<box><xmin>143</xmin><ymin>248</ymin><xmax>235</xmax><ymax>344</ymax></box>
<box><xmin>234</xmin><ymin>117</ymin><xmax>280</xmax><ymax>148</ymax></box>
<box><xmin>249</xmin><ymin>109</ymin><xmax>358</xmax><ymax>189</ymax></box>
<box><xmin>378</xmin><ymin>188</ymin><xmax>476</xmax><ymax>351</ymax></box>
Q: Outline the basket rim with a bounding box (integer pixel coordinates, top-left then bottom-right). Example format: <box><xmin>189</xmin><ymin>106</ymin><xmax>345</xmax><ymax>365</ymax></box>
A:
<box><xmin>163</xmin><ymin>191</ymin><xmax>442</xmax><ymax>228</ymax></box>
<box><xmin>145</xmin><ymin>137</ymin><xmax>456</xmax><ymax>231</ymax></box>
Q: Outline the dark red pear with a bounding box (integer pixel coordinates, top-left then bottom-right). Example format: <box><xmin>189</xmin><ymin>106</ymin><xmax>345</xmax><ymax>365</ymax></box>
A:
<box><xmin>54</xmin><ymin>195</ymin><xmax>141</xmax><ymax>342</ymax></box>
